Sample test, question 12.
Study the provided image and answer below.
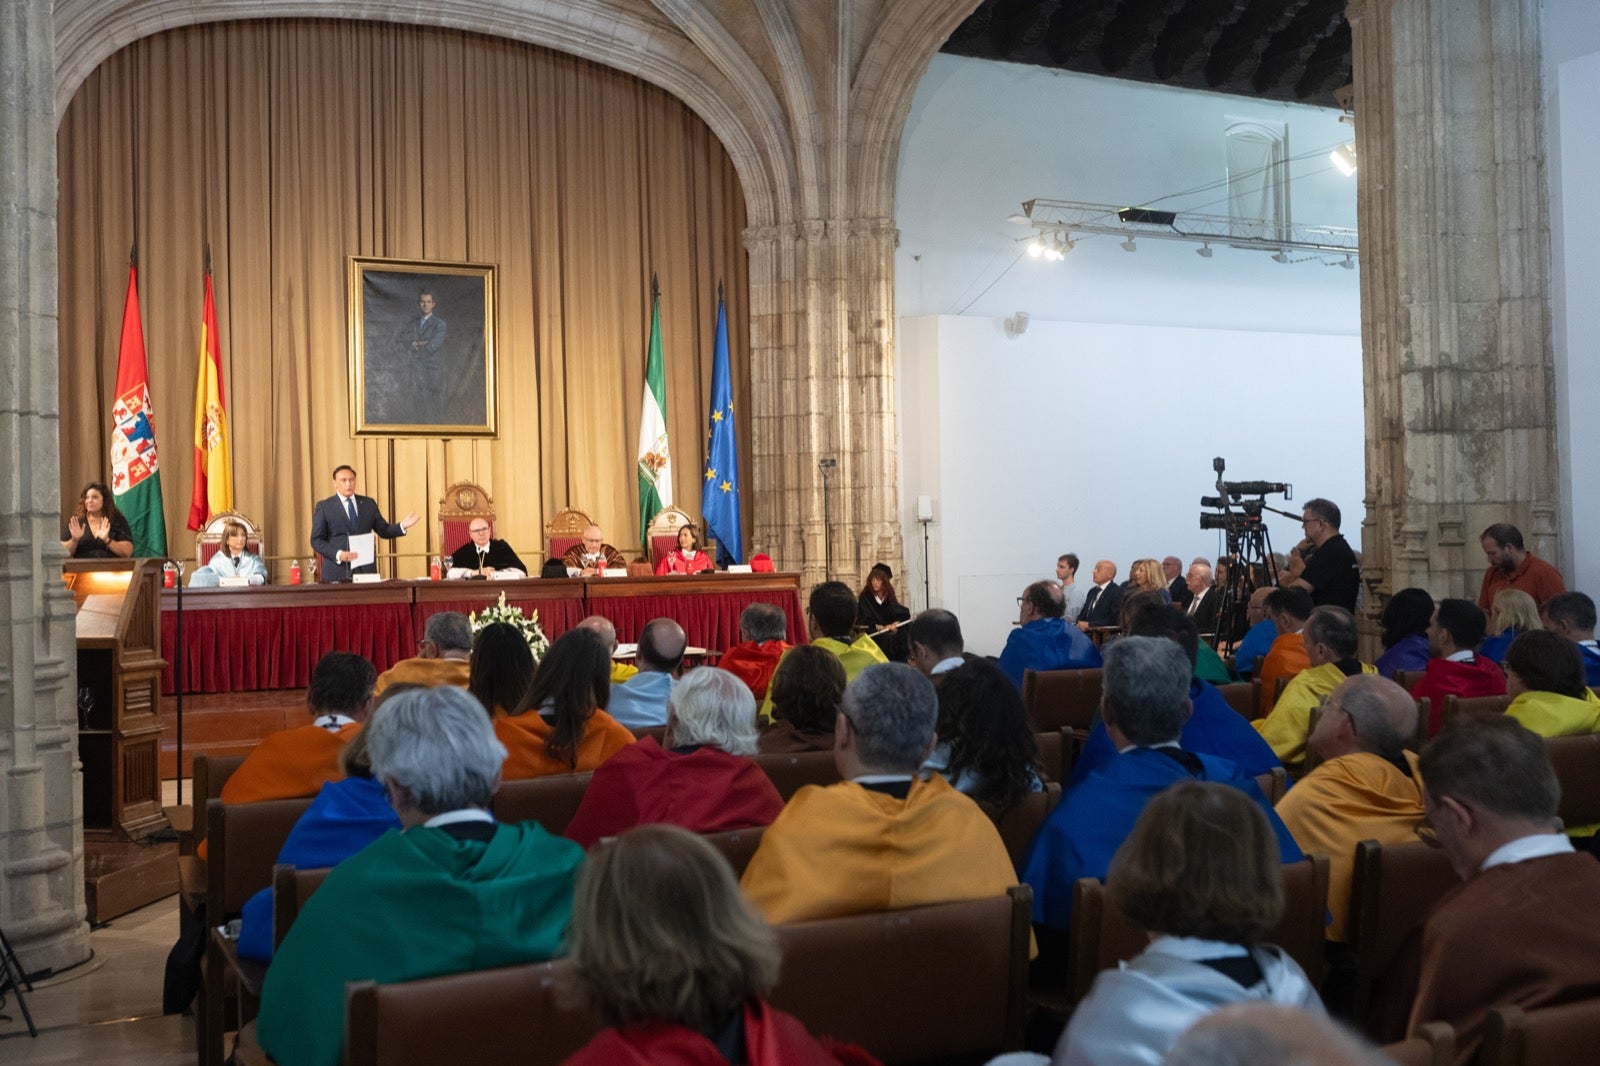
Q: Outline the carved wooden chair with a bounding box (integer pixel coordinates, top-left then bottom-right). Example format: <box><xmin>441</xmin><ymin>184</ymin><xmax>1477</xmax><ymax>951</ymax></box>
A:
<box><xmin>437</xmin><ymin>481</ymin><xmax>495</xmax><ymax>560</ymax></box>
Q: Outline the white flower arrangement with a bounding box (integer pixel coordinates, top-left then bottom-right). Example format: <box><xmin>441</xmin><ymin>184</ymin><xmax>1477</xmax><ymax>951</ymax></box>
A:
<box><xmin>469</xmin><ymin>592</ymin><xmax>550</xmax><ymax>663</ymax></box>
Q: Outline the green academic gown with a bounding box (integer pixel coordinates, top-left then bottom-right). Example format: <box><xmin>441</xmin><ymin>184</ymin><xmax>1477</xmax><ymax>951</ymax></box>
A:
<box><xmin>257</xmin><ymin>820</ymin><xmax>584</xmax><ymax>1066</ymax></box>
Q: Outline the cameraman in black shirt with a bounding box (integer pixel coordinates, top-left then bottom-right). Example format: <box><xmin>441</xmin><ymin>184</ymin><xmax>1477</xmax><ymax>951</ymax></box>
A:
<box><xmin>1282</xmin><ymin>498</ymin><xmax>1360</xmax><ymax>612</ymax></box>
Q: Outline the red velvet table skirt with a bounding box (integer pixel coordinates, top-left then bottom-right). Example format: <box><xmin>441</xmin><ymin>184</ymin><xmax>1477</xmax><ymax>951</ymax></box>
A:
<box><xmin>162</xmin><ymin>574</ymin><xmax>803</xmax><ymax>695</ymax></box>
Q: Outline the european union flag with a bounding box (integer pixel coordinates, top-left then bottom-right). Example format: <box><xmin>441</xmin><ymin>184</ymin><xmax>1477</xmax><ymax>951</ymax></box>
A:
<box><xmin>701</xmin><ymin>291</ymin><xmax>742</xmax><ymax>564</ymax></box>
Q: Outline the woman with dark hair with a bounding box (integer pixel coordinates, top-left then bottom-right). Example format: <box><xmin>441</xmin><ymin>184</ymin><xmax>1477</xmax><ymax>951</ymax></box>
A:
<box><xmin>495</xmin><ymin>627</ymin><xmax>634</xmax><ymax>779</ymax></box>
<box><xmin>61</xmin><ymin>481</ymin><xmax>133</xmax><ymax>558</ymax></box>
<box><xmin>1054</xmin><ymin>781</ymin><xmax>1322</xmax><ymax>1066</ymax></box>
<box><xmin>857</xmin><ymin>563</ymin><xmax>910</xmax><ymax>661</ymax></box>
<box><xmin>655</xmin><ymin>523</ymin><xmax>716</xmax><ymax>575</ymax></box>
<box><xmin>1504</xmin><ymin>630</ymin><xmax>1600</xmax><ymax>737</ymax></box>
<box><xmin>921</xmin><ymin>660</ymin><xmax>1040</xmax><ymax>809</ymax></box>
<box><xmin>468</xmin><ymin>622</ymin><xmax>536</xmax><ymax>718</ymax></box>
<box><xmin>564</xmin><ymin>825</ymin><xmax>877</xmax><ymax>1065</ymax></box>
<box><xmin>1374</xmin><ymin>587</ymin><xmax>1434</xmax><ymax>679</ymax></box>
<box><xmin>759</xmin><ymin>645</ymin><xmax>846</xmax><ymax>754</ymax></box>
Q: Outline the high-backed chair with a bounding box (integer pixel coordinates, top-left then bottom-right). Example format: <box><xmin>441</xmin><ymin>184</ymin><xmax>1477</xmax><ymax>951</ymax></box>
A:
<box><xmin>436</xmin><ymin>481</ymin><xmax>495</xmax><ymax>560</ymax></box>
<box><xmin>753</xmin><ymin>750</ymin><xmax>842</xmax><ymax>799</ymax></box>
<box><xmin>592</xmin><ymin>827</ymin><xmax>770</xmax><ymax>879</ymax></box>
<box><xmin>1380</xmin><ymin>1022</ymin><xmax>1456</xmax><ymax>1066</ymax></box>
<box><xmin>194</xmin><ymin>510</ymin><xmax>264</xmax><ymax>567</ymax></box>
<box><xmin>1348</xmin><ymin>838</ymin><xmax>1462</xmax><ymax>1040</ymax></box>
<box><xmin>1441</xmin><ymin>692</ymin><xmax>1514</xmax><ymax>729</ymax></box>
<box><xmin>643</xmin><ymin>503</ymin><xmax>698</xmax><ymax>566</ymax></box>
<box><xmin>271</xmin><ymin>863</ymin><xmax>332</xmax><ymax>951</ymax></box>
<box><xmin>1216</xmin><ymin>681</ymin><xmax>1255</xmax><ymax>720</ymax></box>
<box><xmin>1066</xmin><ymin>853</ymin><xmax>1330</xmax><ymax>1007</ymax></box>
<box><xmin>1413</xmin><ymin>698</ymin><xmax>1431</xmax><ymax>750</ymax></box>
<box><xmin>544</xmin><ymin>506</ymin><xmax>593</xmax><ymax>565</ymax></box>
<box><xmin>1255</xmin><ymin>766</ymin><xmax>1288</xmax><ymax>804</ymax></box>
<box><xmin>985</xmin><ymin>782</ymin><xmax>1062</xmax><ymax>872</ymax></box>
<box><xmin>1480</xmin><ymin>999</ymin><xmax>1600</xmax><ymax>1066</ymax></box>
<box><xmin>1394</xmin><ymin>668</ymin><xmax>1426</xmax><ymax>693</ymax></box>
<box><xmin>200</xmin><ymin>796</ymin><xmax>316</xmax><ymax>1066</ymax></box>
<box><xmin>768</xmin><ymin>886</ymin><xmax>1032</xmax><ymax>1063</ymax></box>
<box><xmin>1021</xmin><ymin>668</ymin><xmax>1104</xmax><ymax>734</ymax></box>
<box><xmin>489</xmin><ymin>772</ymin><xmax>593</xmax><ymax>837</ymax></box>
<box><xmin>1035</xmin><ymin>729</ymin><xmax>1065</xmax><ymax>783</ymax></box>
<box><xmin>1546</xmin><ymin>733</ymin><xmax>1600</xmax><ymax>831</ymax></box>
<box><xmin>343</xmin><ymin>960</ymin><xmax>604</xmax><ymax>1066</ymax></box>
<box><xmin>179</xmin><ymin>753</ymin><xmax>247</xmax><ymax>915</ymax></box>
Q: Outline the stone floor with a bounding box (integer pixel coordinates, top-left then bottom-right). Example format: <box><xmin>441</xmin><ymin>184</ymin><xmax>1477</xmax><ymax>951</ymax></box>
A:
<box><xmin>0</xmin><ymin>895</ymin><xmax>191</xmax><ymax>1063</ymax></box>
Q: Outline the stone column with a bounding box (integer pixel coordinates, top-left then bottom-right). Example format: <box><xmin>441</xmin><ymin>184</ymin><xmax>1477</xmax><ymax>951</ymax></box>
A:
<box><xmin>1349</xmin><ymin>0</ymin><xmax>1559</xmax><ymax>609</ymax></box>
<box><xmin>0</xmin><ymin>0</ymin><xmax>90</xmax><ymax>974</ymax></box>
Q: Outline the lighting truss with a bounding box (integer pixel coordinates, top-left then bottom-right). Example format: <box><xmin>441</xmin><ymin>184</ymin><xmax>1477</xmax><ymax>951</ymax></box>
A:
<box><xmin>1017</xmin><ymin>198</ymin><xmax>1359</xmax><ymax>260</ymax></box>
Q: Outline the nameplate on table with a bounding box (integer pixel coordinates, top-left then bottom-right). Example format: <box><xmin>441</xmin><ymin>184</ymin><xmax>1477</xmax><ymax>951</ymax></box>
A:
<box><xmin>600</xmin><ymin>569</ymin><xmax>629</xmax><ymax>578</ymax></box>
<box><xmin>352</xmin><ymin>573</ymin><xmax>382</xmax><ymax>584</ymax></box>
<box><xmin>726</xmin><ymin>564</ymin><xmax>752</xmax><ymax>574</ymax></box>
<box><xmin>218</xmin><ymin>576</ymin><xmax>250</xmax><ymax>588</ymax></box>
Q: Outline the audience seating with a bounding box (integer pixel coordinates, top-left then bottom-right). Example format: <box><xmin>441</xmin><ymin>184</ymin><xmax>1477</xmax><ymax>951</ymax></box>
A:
<box><xmin>489</xmin><ymin>772</ymin><xmax>593</xmax><ymax>836</ymax></box>
<box><xmin>1394</xmin><ymin>668</ymin><xmax>1426</xmax><ymax>693</ymax></box>
<box><xmin>1412</xmin><ymin>698</ymin><xmax>1431</xmax><ymax>751</ymax></box>
<box><xmin>695</xmin><ymin>826</ymin><xmax>767</xmax><ymax>878</ymax></box>
<box><xmin>1348</xmin><ymin>838</ymin><xmax>1462</xmax><ymax>1040</ymax></box>
<box><xmin>1441</xmin><ymin>693</ymin><xmax>1513</xmax><ymax>728</ymax></box>
<box><xmin>1273</xmin><ymin>674</ymin><xmax>1290</xmax><ymax>707</ymax></box>
<box><xmin>984</xmin><ymin>782</ymin><xmax>1062</xmax><ymax>871</ymax></box>
<box><xmin>1254</xmin><ymin>766</ymin><xmax>1288</xmax><ymax>804</ymax></box>
<box><xmin>1065</xmin><ymin>854</ymin><xmax>1330</xmax><ymax>1007</ymax></box>
<box><xmin>1035</xmin><ymin>728</ymin><xmax>1065</xmax><ymax>783</ymax></box>
<box><xmin>271</xmin><ymin>864</ymin><xmax>331</xmax><ymax>951</ymax></box>
<box><xmin>1216</xmin><ymin>681</ymin><xmax>1255</xmax><ymax>720</ymax></box>
<box><xmin>767</xmin><ymin>885</ymin><xmax>1032</xmax><ymax>1063</ymax></box>
<box><xmin>1380</xmin><ymin>1021</ymin><xmax>1456</xmax><ymax>1066</ymax></box>
<box><xmin>634</xmin><ymin>724</ymin><xmax>667</xmax><ymax>744</ymax></box>
<box><xmin>200</xmin><ymin>796</ymin><xmax>316</xmax><ymax>1066</ymax></box>
<box><xmin>1021</xmin><ymin>667</ymin><xmax>1103</xmax><ymax>734</ymax></box>
<box><xmin>179</xmin><ymin>753</ymin><xmax>247</xmax><ymax>916</ymax></box>
<box><xmin>753</xmin><ymin>750</ymin><xmax>841</xmax><ymax>799</ymax></box>
<box><xmin>1545</xmin><ymin>733</ymin><xmax>1600</xmax><ymax>832</ymax></box>
<box><xmin>1479</xmin><ymin>999</ymin><xmax>1600</xmax><ymax>1066</ymax></box>
<box><xmin>343</xmin><ymin>960</ymin><xmax>604</xmax><ymax>1066</ymax></box>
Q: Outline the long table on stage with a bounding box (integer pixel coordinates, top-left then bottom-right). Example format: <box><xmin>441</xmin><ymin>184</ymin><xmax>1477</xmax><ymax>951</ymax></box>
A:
<box><xmin>160</xmin><ymin>573</ymin><xmax>805</xmax><ymax>696</ymax></box>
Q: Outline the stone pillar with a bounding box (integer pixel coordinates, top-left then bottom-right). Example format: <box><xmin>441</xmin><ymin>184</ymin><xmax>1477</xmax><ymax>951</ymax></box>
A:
<box><xmin>0</xmin><ymin>0</ymin><xmax>90</xmax><ymax>974</ymax></box>
<box><xmin>745</xmin><ymin>215</ymin><xmax>904</xmax><ymax>592</ymax></box>
<box><xmin>1349</xmin><ymin>0</ymin><xmax>1559</xmax><ymax>610</ymax></box>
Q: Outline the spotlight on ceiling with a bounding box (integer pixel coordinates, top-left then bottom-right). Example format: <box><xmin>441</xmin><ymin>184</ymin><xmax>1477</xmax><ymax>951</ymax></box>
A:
<box><xmin>1340</xmin><ymin>255</ymin><xmax>1355</xmax><ymax>270</ymax></box>
<box><xmin>1007</xmin><ymin>213</ymin><xmax>1030</xmax><ymax>225</ymax></box>
<box><xmin>1272</xmin><ymin>250</ymin><xmax>1289</xmax><ymax>264</ymax></box>
<box><xmin>1026</xmin><ymin>237</ymin><xmax>1045</xmax><ymax>258</ymax></box>
<box><xmin>1196</xmin><ymin>243</ymin><xmax>1213</xmax><ymax>258</ymax></box>
<box><xmin>1330</xmin><ymin>143</ymin><xmax>1358</xmax><ymax>176</ymax></box>
<box><xmin>1120</xmin><ymin>237</ymin><xmax>1137</xmax><ymax>253</ymax></box>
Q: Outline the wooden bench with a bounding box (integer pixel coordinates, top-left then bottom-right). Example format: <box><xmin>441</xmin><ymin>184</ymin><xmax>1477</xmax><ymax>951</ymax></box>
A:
<box><xmin>1480</xmin><ymin>999</ymin><xmax>1600</xmax><ymax>1066</ymax></box>
<box><xmin>489</xmin><ymin>772</ymin><xmax>592</xmax><ymax>836</ymax></box>
<box><xmin>1021</xmin><ymin>667</ymin><xmax>1103</xmax><ymax>734</ymax></box>
<box><xmin>753</xmin><ymin>750</ymin><xmax>841</xmax><ymax>799</ymax></box>
<box><xmin>985</xmin><ymin>782</ymin><xmax>1062</xmax><ymax>872</ymax></box>
<box><xmin>1379</xmin><ymin>1021</ymin><xmax>1455</xmax><ymax>1066</ymax></box>
<box><xmin>1349</xmin><ymin>839</ymin><xmax>1461</xmax><ymax>1041</ymax></box>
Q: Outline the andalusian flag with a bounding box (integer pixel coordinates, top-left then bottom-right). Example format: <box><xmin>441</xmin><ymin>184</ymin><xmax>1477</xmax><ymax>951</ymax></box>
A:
<box><xmin>110</xmin><ymin>257</ymin><xmax>168</xmax><ymax>557</ymax></box>
<box><xmin>701</xmin><ymin>287</ymin><xmax>742</xmax><ymax>563</ymax></box>
<box><xmin>636</xmin><ymin>279</ymin><xmax>672</xmax><ymax>543</ymax></box>
<box><xmin>187</xmin><ymin>270</ymin><xmax>233</xmax><ymax>529</ymax></box>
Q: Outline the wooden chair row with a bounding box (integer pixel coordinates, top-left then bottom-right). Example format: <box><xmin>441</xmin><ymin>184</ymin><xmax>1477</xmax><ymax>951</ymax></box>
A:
<box><xmin>1372</xmin><ymin>998</ymin><xmax>1600</xmax><ymax>1066</ymax></box>
<box><xmin>244</xmin><ymin>878</ymin><xmax>1034</xmax><ymax>1066</ymax></box>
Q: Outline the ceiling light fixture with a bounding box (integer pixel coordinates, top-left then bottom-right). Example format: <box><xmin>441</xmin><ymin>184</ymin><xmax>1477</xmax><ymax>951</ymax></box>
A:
<box><xmin>1026</xmin><ymin>237</ymin><xmax>1045</xmax><ymax>258</ymax></box>
<box><xmin>1340</xmin><ymin>255</ymin><xmax>1355</xmax><ymax>270</ymax></box>
<box><xmin>1330</xmin><ymin>143</ymin><xmax>1358</xmax><ymax>176</ymax></box>
<box><xmin>1196</xmin><ymin>243</ymin><xmax>1213</xmax><ymax>258</ymax></box>
<box><xmin>1121</xmin><ymin>237</ymin><xmax>1137</xmax><ymax>253</ymax></box>
<box><xmin>1272</xmin><ymin>250</ymin><xmax>1289</xmax><ymax>264</ymax></box>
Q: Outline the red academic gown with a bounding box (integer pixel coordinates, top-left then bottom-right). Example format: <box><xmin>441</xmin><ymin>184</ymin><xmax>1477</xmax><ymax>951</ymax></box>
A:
<box><xmin>719</xmin><ymin>640</ymin><xmax>791</xmax><ymax>700</ymax></box>
<box><xmin>563</xmin><ymin>737</ymin><xmax>784</xmax><ymax>848</ymax></box>
<box><xmin>1410</xmin><ymin>656</ymin><xmax>1507</xmax><ymax>734</ymax></box>
<box><xmin>563</xmin><ymin>999</ymin><xmax>880</xmax><ymax>1066</ymax></box>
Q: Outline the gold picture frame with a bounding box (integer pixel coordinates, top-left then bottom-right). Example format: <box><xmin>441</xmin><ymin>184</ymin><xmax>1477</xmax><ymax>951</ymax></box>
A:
<box><xmin>347</xmin><ymin>256</ymin><xmax>497</xmax><ymax>437</ymax></box>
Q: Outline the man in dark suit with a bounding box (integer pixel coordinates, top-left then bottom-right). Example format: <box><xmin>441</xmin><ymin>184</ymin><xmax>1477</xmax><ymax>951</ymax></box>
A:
<box><xmin>309</xmin><ymin>465</ymin><xmax>419</xmax><ymax>581</ymax></box>
<box><xmin>1076</xmin><ymin>559</ymin><xmax>1124</xmax><ymax>632</ymax></box>
<box><xmin>408</xmin><ymin>290</ymin><xmax>447</xmax><ymax>399</ymax></box>
<box><xmin>1164</xmin><ymin>555</ymin><xmax>1194</xmax><ymax>610</ymax></box>
<box><xmin>1185</xmin><ymin>561</ymin><xmax>1222</xmax><ymax>634</ymax></box>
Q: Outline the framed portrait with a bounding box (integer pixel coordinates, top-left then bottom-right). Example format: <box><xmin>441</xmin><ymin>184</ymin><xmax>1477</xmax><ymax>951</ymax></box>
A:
<box><xmin>347</xmin><ymin>256</ymin><xmax>497</xmax><ymax>437</ymax></box>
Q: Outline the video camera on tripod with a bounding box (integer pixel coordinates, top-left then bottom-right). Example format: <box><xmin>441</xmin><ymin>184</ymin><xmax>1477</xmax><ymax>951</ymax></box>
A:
<box><xmin>1198</xmin><ymin>458</ymin><xmax>1294</xmax><ymax>650</ymax></box>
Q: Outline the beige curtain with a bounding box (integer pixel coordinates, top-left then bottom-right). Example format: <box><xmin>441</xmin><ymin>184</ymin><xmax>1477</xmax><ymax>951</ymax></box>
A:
<box><xmin>57</xmin><ymin>18</ymin><xmax>750</xmax><ymax>573</ymax></box>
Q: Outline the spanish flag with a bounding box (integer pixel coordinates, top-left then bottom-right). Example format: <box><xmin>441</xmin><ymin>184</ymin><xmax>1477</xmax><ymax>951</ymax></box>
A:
<box><xmin>186</xmin><ymin>270</ymin><xmax>233</xmax><ymax>529</ymax></box>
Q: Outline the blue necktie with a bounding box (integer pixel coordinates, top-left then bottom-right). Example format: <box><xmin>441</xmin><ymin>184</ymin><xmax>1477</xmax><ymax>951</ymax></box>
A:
<box><xmin>345</xmin><ymin>496</ymin><xmax>358</xmax><ymax>529</ymax></box>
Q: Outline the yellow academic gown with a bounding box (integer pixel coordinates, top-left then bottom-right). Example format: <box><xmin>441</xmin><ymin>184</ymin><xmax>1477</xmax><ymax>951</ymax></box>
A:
<box><xmin>610</xmin><ymin>661</ymin><xmax>638</xmax><ymax>685</ymax></box>
<box><xmin>740</xmin><ymin>775</ymin><xmax>1019</xmax><ymax>925</ymax></box>
<box><xmin>758</xmin><ymin>634</ymin><xmax>888</xmax><ymax>719</ymax></box>
<box><xmin>1506</xmin><ymin>688</ymin><xmax>1600</xmax><ymax>738</ymax></box>
<box><xmin>1254</xmin><ymin>661</ymin><xmax>1377</xmax><ymax>765</ymax></box>
<box><xmin>373</xmin><ymin>656</ymin><xmax>471</xmax><ymax>695</ymax></box>
<box><xmin>1274</xmin><ymin>751</ymin><xmax>1424</xmax><ymax>940</ymax></box>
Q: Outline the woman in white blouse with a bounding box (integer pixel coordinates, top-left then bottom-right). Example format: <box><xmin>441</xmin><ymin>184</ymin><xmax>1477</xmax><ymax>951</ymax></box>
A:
<box><xmin>191</xmin><ymin>520</ymin><xmax>268</xmax><ymax>586</ymax></box>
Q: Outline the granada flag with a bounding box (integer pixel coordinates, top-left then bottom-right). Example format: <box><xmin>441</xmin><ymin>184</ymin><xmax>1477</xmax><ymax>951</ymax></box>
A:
<box><xmin>187</xmin><ymin>271</ymin><xmax>233</xmax><ymax>529</ymax></box>
<box><xmin>110</xmin><ymin>256</ymin><xmax>168</xmax><ymax>556</ymax></box>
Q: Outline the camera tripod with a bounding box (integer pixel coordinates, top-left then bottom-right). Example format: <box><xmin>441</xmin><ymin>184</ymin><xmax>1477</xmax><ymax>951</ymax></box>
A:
<box><xmin>1209</xmin><ymin>515</ymin><xmax>1279</xmax><ymax>654</ymax></box>
<box><xmin>0</xmin><ymin>922</ymin><xmax>37</xmax><ymax>1037</ymax></box>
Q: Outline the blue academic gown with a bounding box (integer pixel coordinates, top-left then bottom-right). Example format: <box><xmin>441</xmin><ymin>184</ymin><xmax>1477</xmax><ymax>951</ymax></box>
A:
<box><xmin>1067</xmin><ymin>680</ymin><xmax>1281</xmax><ymax>789</ymax></box>
<box><xmin>1232</xmin><ymin>619</ymin><xmax>1278</xmax><ymax>678</ymax></box>
<box><xmin>1375</xmin><ymin>633</ymin><xmax>1431</xmax><ymax>680</ymax></box>
<box><xmin>997</xmin><ymin>617</ymin><xmax>1102</xmax><ymax>689</ymax></box>
<box><xmin>1023</xmin><ymin>746</ymin><xmax>1302</xmax><ymax>929</ymax></box>
<box><xmin>1581</xmin><ymin>644</ymin><xmax>1600</xmax><ymax>687</ymax></box>
<box><xmin>237</xmin><ymin>776</ymin><xmax>402</xmax><ymax>962</ymax></box>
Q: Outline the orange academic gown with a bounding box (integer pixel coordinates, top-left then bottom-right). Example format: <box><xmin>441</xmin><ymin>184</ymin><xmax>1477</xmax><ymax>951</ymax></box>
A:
<box><xmin>199</xmin><ymin>721</ymin><xmax>361</xmax><ymax>860</ymax></box>
<box><xmin>494</xmin><ymin>709</ymin><xmax>635</xmax><ymax>780</ymax></box>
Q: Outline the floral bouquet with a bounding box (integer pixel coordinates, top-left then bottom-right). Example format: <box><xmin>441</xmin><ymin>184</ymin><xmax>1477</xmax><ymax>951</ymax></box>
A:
<box><xmin>469</xmin><ymin>592</ymin><xmax>551</xmax><ymax>664</ymax></box>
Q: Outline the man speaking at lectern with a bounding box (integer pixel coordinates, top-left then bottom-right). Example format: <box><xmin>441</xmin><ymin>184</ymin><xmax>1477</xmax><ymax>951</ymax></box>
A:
<box><xmin>310</xmin><ymin>465</ymin><xmax>419</xmax><ymax>581</ymax></box>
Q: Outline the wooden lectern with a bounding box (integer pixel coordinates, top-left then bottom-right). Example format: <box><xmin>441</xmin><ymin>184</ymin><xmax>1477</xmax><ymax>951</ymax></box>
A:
<box><xmin>62</xmin><ymin>559</ymin><xmax>168</xmax><ymax>840</ymax></box>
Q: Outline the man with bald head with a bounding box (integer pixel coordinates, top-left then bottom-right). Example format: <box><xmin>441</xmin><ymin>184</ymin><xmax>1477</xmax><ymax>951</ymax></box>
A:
<box><xmin>1275</xmin><ymin>675</ymin><xmax>1424</xmax><ymax>945</ymax></box>
<box><xmin>605</xmin><ymin>617</ymin><xmax>686</xmax><ymax>729</ymax></box>
<box><xmin>997</xmin><ymin>579</ymin><xmax>1101</xmax><ymax>688</ymax></box>
<box><xmin>1231</xmin><ymin>587</ymin><xmax>1278</xmax><ymax>679</ymax></box>
<box><xmin>576</xmin><ymin>615</ymin><xmax>638</xmax><ymax>685</ymax></box>
<box><xmin>562</xmin><ymin>523</ymin><xmax>626</xmax><ymax>576</ymax></box>
<box><xmin>1167</xmin><ymin>1003</ymin><xmax>1391</xmax><ymax>1066</ymax></box>
<box><xmin>1075</xmin><ymin>559</ymin><xmax>1124</xmax><ymax>632</ymax></box>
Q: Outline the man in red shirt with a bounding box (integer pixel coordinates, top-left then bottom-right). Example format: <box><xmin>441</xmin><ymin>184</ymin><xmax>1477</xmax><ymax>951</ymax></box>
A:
<box><xmin>1478</xmin><ymin>522</ymin><xmax>1565</xmax><ymax>611</ymax></box>
<box><xmin>1410</xmin><ymin>598</ymin><xmax>1507</xmax><ymax>734</ymax></box>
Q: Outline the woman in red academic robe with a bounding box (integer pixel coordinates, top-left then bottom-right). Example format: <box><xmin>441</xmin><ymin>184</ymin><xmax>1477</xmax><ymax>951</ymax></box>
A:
<box><xmin>656</xmin><ymin>523</ymin><xmax>716</xmax><ymax>575</ymax></box>
<box><xmin>563</xmin><ymin>824</ymin><xmax>879</xmax><ymax>1066</ymax></box>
